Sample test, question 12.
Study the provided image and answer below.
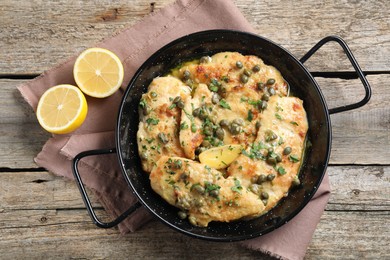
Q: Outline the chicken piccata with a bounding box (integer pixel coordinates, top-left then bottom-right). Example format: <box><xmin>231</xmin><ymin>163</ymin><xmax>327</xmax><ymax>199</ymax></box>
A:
<box><xmin>137</xmin><ymin>52</ymin><xmax>308</xmax><ymax>227</ymax></box>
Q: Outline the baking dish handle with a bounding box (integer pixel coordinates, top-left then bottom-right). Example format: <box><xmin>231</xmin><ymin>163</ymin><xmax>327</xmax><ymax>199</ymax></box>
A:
<box><xmin>300</xmin><ymin>35</ymin><xmax>372</xmax><ymax>114</ymax></box>
<box><xmin>72</xmin><ymin>148</ymin><xmax>142</xmax><ymax>228</ymax></box>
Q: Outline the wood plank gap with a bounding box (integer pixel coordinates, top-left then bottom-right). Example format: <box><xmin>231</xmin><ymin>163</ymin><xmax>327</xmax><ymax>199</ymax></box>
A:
<box><xmin>0</xmin><ymin>167</ymin><xmax>46</xmax><ymax>172</ymax></box>
<box><xmin>325</xmin><ymin>207</ymin><xmax>390</xmax><ymax>213</ymax></box>
<box><xmin>328</xmin><ymin>163</ymin><xmax>390</xmax><ymax>167</ymax></box>
<box><xmin>311</xmin><ymin>71</ymin><xmax>390</xmax><ymax>79</ymax></box>
<box><xmin>0</xmin><ymin>74</ymin><xmax>39</xmax><ymax>80</ymax></box>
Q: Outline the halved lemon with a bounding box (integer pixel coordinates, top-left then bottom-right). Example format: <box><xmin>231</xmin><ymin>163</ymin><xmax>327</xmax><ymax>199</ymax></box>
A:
<box><xmin>73</xmin><ymin>47</ymin><xmax>124</xmax><ymax>98</ymax></box>
<box><xmin>36</xmin><ymin>84</ymin><xmax>88</xmax><ymax>134</ymax></box>
<box><xmin>199</xmin><ymin>144</ymin><xmax>242</xmax><ymax>169</ymax></box>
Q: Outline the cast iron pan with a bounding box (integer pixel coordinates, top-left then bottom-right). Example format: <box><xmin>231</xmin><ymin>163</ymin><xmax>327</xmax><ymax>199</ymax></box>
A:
<box><xmin>72</xmin><ymin>30</ymin><xmax>371</xmax><ymax>241</ymax></box>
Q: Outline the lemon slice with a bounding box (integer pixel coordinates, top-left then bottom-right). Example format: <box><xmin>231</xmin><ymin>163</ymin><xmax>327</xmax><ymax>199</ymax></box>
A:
<box><xmin>73</xmin><ymin>47</ymin><xmax>124</xmax><ymax>98</ymax></box>
<box><xmin>36</xmin><ymin>84</ymin><xmax>88</xmax><ymax>134</ymax></box>
<box><xmin>199</xmin><ymin>144</ymin><xmax>242</xmax><ymax>169</ymax></box>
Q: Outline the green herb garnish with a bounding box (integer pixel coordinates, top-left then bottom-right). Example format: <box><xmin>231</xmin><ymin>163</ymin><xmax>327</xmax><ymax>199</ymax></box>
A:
<box><xmin>289</xmin><ymin>155</ymin><xmax>300</xmax><ymax>163</ymax></box>
<box><xmin>219</xmin><ymin>99</ymin><xmax>231</xmax><ymax>109</ymax></box>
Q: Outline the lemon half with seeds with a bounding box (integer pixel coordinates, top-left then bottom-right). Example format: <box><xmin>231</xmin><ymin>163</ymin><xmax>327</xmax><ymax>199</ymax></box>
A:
<box><xmin>73</xmin><ymin>47</ymin><xmax>124</xmax><ymax>98</ymax></box>
<box><xmin>36</xmin><ymin>84</ymin><xmax>88</xmax><ymax>134</ymax></box>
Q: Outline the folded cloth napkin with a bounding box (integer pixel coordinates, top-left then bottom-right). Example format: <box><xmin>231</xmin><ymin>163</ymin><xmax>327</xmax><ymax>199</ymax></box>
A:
<box><xmin>18</xmin><ymin>0</ymin><xmax>330</xmax><ymax>259</ymax></box>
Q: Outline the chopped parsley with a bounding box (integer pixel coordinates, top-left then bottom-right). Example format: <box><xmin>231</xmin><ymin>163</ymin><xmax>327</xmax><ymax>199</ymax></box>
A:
<box><xmin>204</xmin><ymin>181</ymin><xmax>221</xmax><ymax>193</ymax></box>
<box><xmin>275</xmin><ymin>113</ymin><xmax>283</xmax><ymax>120</ymax></box>
<box><xmin>289</xmin><ymin>155</ymin><xmax>300</xmax><ymax>163</ymax></box>
<box><xmin>240</xmin><ymin>97</ymin><xmax>249</xmax><ymax>102</ymax></box>
<box><xmin>219</xmin><ymin>99</ymin><xmax>231</xmax><ymax>109</ymax></box>
<box><xmin>231</xmin><ymin>178</ymin><xmax>243</xmax><ymax>194</ymax></box>
<box><xmin>247</xmin><ymin>110</ymin><xmax>253</xmax><ymax>122</ymax></box>
<box><xmin>209</xmin><ymin>78</ymin><xmax>221</xmax><ymax>92</ymax></box>
<box><xmin>290</xmin><ymin>121</ymin><xmax>299</xmax><ymax>126</ymax></box>
<box><xmin>221</xmin><ymin>75</ymin><xmax>229</xmax><ymax>82</ymax></box>
<box><xmin>146</xmin><ymin>117</ymin><xmax>159</xmax><ymax>125</ymax></box>
<box><xmin>242</xmin><ymin>142</ymin><xmax>268</xmax><ymax>160</ymax></box>
<box><xmin>277</xmin><ymin>166</ymin><xmax>287</xmax><ymax>175</ymax></box>
<box><xmin>139</xmin><ymin>98</ymin><xmax>147</xmax><ymax>108</ymax></box>
<box><xmin>180</xmin><ymin>121</ymin><xmax>189</xmax><ymax>130</ymax></box>
<box><xmin>168</xmin><ymin>103</ymin><xmax>176</xmax><ymax>110</ymax></box>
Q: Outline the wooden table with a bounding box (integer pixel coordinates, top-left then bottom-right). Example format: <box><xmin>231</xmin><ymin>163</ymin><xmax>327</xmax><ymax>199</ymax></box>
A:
<box><xmin>1</xmin><ymin>0</ymin><xmax>389</xmax><ymax>259</ymax></box>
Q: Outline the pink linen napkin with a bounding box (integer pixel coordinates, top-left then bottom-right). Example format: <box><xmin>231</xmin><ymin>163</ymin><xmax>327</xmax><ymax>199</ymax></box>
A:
<box><xmin>18</xmin><ymin>0</ymin><xmax>330</xmax><ymax>259</ymax></box>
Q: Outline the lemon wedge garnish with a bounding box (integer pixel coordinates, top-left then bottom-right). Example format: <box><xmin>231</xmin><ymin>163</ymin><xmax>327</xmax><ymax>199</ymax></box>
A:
<box><xmin>199</xmin><ymin>144</ymin><xmax>242</xmax><ymax>169</ymax></box>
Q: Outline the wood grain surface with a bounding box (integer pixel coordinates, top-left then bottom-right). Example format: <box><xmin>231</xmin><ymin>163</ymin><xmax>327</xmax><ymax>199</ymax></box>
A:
<box><xmin>0</xmin><ymin>0</ymin><xmax>389</xmax><ymax>259</ymax></box>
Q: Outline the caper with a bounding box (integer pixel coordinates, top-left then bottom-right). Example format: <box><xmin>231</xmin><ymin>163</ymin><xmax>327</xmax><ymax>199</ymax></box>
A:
<box><xmin>283</xmin><ymin>147</ymin><xmax>292</xmax><ymax>155</ymax></box>
<box><xmin>252</xmin><ymin>64</ymin><xmax>261</xmax><ymax>72</ymax></box>
<box><xmin>203</xmin><ymin>126</ymin><xmax>213</xmax><ymax>136</ymax></box>
<box><xmin>230</xmin><ymin>123</ymin><xmax>241</xmax><ymax>135</ymax></box>
<box><xmin>173</xmin><ymin>96</ymin><xmax>181</xmax><ymax>104</ymax></box>
<box><xmin>233</xmin><ymin>118</ymin><xmax>244</xmax><ymax>126</ymax></box>
<box><xmin>198</xmin><ymin>109</ymin><xmax>208</xmax><ymax>120</ymax></box>
<box><xmin>251</xmin><ymin>175</ymin><xmax>259</xmax><ymax>184</ymax></box>
<box><xmin>212</xmin><ymin>93</ymin><xmax>220</xmax><ymax>104</ymax></box>
<box><xmin>259</xmin><ymin>100</ymin><xmax>268</xmax><ymax>110</ymax></box>
<box><xmin>249</xmin><ymin>184</ymin><xmax>260</xmax><ymax>194</ymax></box>
<box><xmin>174</xmin><ymin>159</ymin><xmax>182</xmax><ymax>169</ymax></box>
<box><xmin>179</xmin><ymin>172</ymin><xmax>189</xmax><ymax>181</ymax></box>
<box><xmin>201</xmin><ymin>140</ymin><xmax>211</xmax><ymax>148</ymax></box>
<box><xmin>188</xmin><ymin>216</ymin><xmax>197</xmax><ymax>226</ymax></box>
<box><xmin>262</xmin><ymin>93</ymin><xmax>270</xmax><ymax>101</ymax></box>
<box><xmin>257</xmin><ymin>82</ymin><xmax>264</xmax><ymax>90</ymax></box>
<box><xmin>220</xmin><ymin>87</ymin><xmax>227</xmax><ymax>98</ymax></box>
<box><xmin>276</xmin><ymin>154</ymin><xmax>282</xmax><ymax>163</ymax></box>
<box><xmin>194</xmin><ymin>198</ymin><xmax>204</xmax><ymax>207</ymax></box>
<box><xmin>292</xmin><ymin>177</ymin><xmax>301</xmax><ymax>187</ymax></box>
<box><xmin>194</xmin><ymin>185</ymin><xmax>205</xmax><ymax>194</ymax></box>
<box><xmin>266</xmin><ymin>78</ymin><xmax>276</xmax><ymax>85</ymax></box>
<box><xmin>143</xmin><ymin>106</ymin><xmax>150</xmax><ymax>115</ymax></box>
<box><xmin>257</xmin><ymin>174</ymin><xmax>267</xmax><ymax>184</ymax></box>
<box><xmin>236</xmin><ymin>61</ymin><xmax>243</xmax><ymax>69</ymax></box>
<box><xmin>195</xmin><ymin>146</ymin><xmax>206</xmax><ymax>155</ymax></box>
<box><xmin>210</xmin><ymin>137</ymin><xmax>221</xmax><ymax>147</ymax></box>
<box><xmin>191</xmin><ymin>123</ymin><xmax>197</xmax><ymax>133</ymax></box>
<box><xmin>240</xmin><ymin>74</ymin><xmax>249</xmax><ymax>83</ymax></box>
<box><xmin>215</xmin><ymin>128</ymin><xmax>225</xmax><ymax>140</ymax></box>
<box><xmin>177</xmin><ymin>100</ymin><xmax>185</xmax><ymax>109</ymax></box>
<box><xmin>261</xmin><ymin>191</ymin><xmax>269</xmax><ymax>200</ymax></box>
<box><xmin>219</xmin><ymin>119</ymin><xmax>229</xmax><ymax>127</ymax></box>
<box><xmin>267</xmin><ymin>174</ymin><xmax>276</xmax><ymax>181</ymax></box>
<box><xmin>268</xmin><ymin>87</ymin><xmax>276</xmax><ymax>96</ymax></box>
<box><xmin>243</xmin><ymin>69</ymin><xmax>252</xmax><ymax>77</ymax></box>
<box><xmin>185</xmin><ymin>79</ymin><xmax>194</xmax><ymax>88</ymax></box>
<box><xmin>266</xmin><ymin>157</ymin><xmax>277</xmax><ymax>165</ymax></box>
<box><xmin>177</xmin><ymin>211</ymin><xmax>187</xmax><ymax>220</ymax></box>
<box><xmin>266</xmin><ymin>130</ymin><xmax>278</xmax><ymax>141</ymax></box>
<box><xmin>267</xmin><ymin>147</ymin><xmax>274</xmax><ymax>154</ymax></box>
<box><xmin>199</xmin><ymin>56</ymin><xmax>211</xmax><ymax>63</ymax></box>
<box><xmin>262</xmin><ymin>199</ymin><xmax>268</xmax><ymax>206</ymax></box>
<box><xmin>255</xmin><ymin>121</ymin><xmax>261</xmax><ymax>129</ymax></box>
<box><xmin>158</xmin><ymin>132</ymin><xmax>169</xmax><ymax>144</ymax></box>
<box><xmin>192</xmin><ymin>107</ymin><xmax>201</xmax><ymax>117</ymax></box>
<box><xmin>183</xmin><ymin>70</ymin><xmax>191</xmax><ymax>80</ymax></box>
<box><xmin>140</xmin><ymin>152</ymin><xmax>148</xmax><ymax>160</ymax></box>
<box><xmin>151</xmin><ymin>92</ymin><xmax>157</xmax><ymax>98</ymax></box>
<box><xmin>209</xmin><ymin>189</ymin><xmax>219</xmax><ymax>198</ymax></box>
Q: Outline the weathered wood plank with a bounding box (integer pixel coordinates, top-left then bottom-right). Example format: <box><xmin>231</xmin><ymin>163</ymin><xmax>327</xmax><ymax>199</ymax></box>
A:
<box><xmin>0</xmin><ymin>0</ymin><xmax>389</xmax><ymax>74</ymax></box>
<box><xmin>1</xmin><ymin>166</ymin><xmax>388</xmax><ymax>212</ymax></box>
<box><xmin>0</xmin><ymin>207</ymin><xmax>387</xmax><ymax>259</ymax></box>
<box><xmin>1</xmin><ymin>74</ymin><xmax>388</xmax><ymax>168</ymax></box>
